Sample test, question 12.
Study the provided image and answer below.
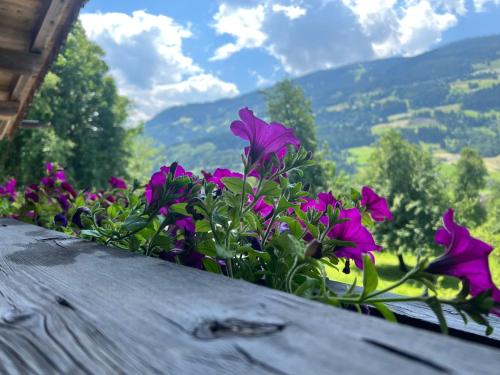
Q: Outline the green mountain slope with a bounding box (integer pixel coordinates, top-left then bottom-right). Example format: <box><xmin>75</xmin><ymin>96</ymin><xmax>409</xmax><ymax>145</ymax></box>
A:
<box><xmin>145</xmin><ymin>34</ymin><xmax>500</xmax><ymax>171</ymax></box>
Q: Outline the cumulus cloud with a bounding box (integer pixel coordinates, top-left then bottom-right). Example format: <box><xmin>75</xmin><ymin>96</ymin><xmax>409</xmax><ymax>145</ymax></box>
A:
<box><xmin>474</xmin><ymin>0</ymin><xmax>500</xmax><ymax>11</ymax></box>
<box><xmin>210</xmin><ymin>0</ymin><xmax>483</xmax><ymax>75</ymax></box>
<box><xmin>271</xmin><ymin>4</ymin><xmax>307</xmax><ymax>20</ymax></box>
<box><xmin>211</xmin><ymin>4</ymin><xmax>267</xmax><ymax>60</ymax></box>
<box><xmin>80</xmin><ymin>10</ymin><xmax>238</xmax><ymax>121</ymax></box>
<box><xmin>343</xmin><ymin>0</ymin><xmax>462</xmax><ymax>57</ymax></box>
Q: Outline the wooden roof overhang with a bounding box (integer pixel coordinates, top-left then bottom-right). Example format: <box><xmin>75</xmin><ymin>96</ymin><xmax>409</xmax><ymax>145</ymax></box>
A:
<box><xmin>0</xmin><ymin>0</ymin><xmax>85</xmax><ymax>139</ymax></box>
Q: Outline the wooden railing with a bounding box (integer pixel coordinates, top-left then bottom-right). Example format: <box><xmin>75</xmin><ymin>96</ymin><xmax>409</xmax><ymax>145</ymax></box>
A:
<box><xmin>0</xmin><ymin>218</ymin><xmax>499</xmax><ymax>374</ymax></box>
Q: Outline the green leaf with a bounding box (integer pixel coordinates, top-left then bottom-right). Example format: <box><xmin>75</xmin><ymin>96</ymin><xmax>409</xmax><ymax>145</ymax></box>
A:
<box><xmin>128</xmin><ymin>235</ymin><xmax>141</xmax><ymax>252</ymax></box>
<box><xmin>197</xmin><ymin>240</ymin><xmax>217</xmax><ymax>257</ymax></box>
<box><xmin>260</xmin><ymin>180</ymin><xmax>281</xmax><ymax>197</ymax></box>
<box><xmin>280</xmin><ymin>217</ymin><xmax>304</xmax><ymax>239</ymax></box>
<box><xmin>221</xmin><ymin>177</ymin><xmax>252</xmax><ymax>194</ymax></box>
<box><xmin>195</xmin><ymin>220</ymin><xmax>211</xmax><ymax>232</ymax></box>
<box><xmin>169</xmin><ymin>202</ymin><xmax>189</xmax><ymax>215</ymax></box>
<box><xmin>152</xmin><ymin>235</ymin><xmax>173</xmax><ymax>250</ymax></box>
<box><xmin>106</xmin><ymin>204</ymin><xmax>120</xmax><ymax>219</ymax></box>
<box><xmin>362</xmin><ymin>255</ymin><xmax>378</xmax><ymax>297</ymax></box>
<box><xmin>372</xmin><ymin>302</ymin><xmax>397</xmax><ymax>323</ymax></box>
<box><xmin>427</xmin><ymin>297</ymin><xmax>448</xmax><ymax>334</ymax></box>
<box><xmin>80</xmin><ymin>229</ymin><xmax>101</xmax><ymax>238</ymax></box>
<box><xmin>203</xmin><ymin>258</ymin><xmax>221</xmax><ymax>274</ymax></box>
<box><xmin>215</xmin><ymin>244</ymin><xmax>234</xmax><ymax>259</ymax></box>
<box><xmin>123</xmin><ymin>216</ymin><xmax>149</xmax><ymax>232</ymax></box>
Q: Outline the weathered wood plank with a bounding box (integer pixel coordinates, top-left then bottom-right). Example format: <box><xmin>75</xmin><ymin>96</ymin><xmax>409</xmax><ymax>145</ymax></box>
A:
<box><xmin>0</xmin><ymin>101</ymin><xmax>20</xmax><ymax>117</ymax></box>
<box><xmin>329</xmin><ymin>282</ymin><xmax>500</xmax><ymax>344</ymax></box>
<box><xmin>0</xmin><ymin>47</ymin><xmax>43</xmax><ymax>74</ymax></box>
<box><xmin>0</xmin><ymin>218</ymin><xmax>499</xmax><ymax>375</ymax></box>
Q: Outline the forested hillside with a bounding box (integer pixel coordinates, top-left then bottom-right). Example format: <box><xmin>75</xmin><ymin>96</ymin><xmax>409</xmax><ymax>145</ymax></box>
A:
<box><xmin>146</xmin><ymin>34</ymin><xmax>500</xmax><ymax>171</ymax></box>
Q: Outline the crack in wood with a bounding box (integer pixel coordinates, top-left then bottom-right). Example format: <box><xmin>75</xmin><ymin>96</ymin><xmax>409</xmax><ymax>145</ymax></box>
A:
<box><xmin>362</xmin><ymin>338</ymin><xmax>451</xmax><ymax>373</ymax></box>
<box><xmin>193</xmin><ymin>319</ymin><xmax>286</xmax><ymax>340</ymax></box>
<box><xmin>234</xmin><ymin>344</ymin><xmax>290</xmax><ymax>375</ymax></box>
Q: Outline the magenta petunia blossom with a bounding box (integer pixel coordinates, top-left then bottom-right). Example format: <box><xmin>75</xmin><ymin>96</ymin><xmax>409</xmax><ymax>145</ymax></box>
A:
<box><xmin>252</xmin><ymin>196</ymin><xmax>273</xmax><ymax>218</ymax></box>
<box><xmin>109</xmin><ymin>176</ymin><xmax>127</xmax><ymax>190</ymax></box>
<box><xmin>230</xmin><ymin>107</ymin><xmax>300</xmax><ymax>164</ymax></box>
<box><xmin>24</xmin><ymin>184</ymin><xmax>39</xmax><ymax>202</ymax></box>
<box><xmin>301</xmin><ymin>192</ymin><xmax>337</xmax><ymax>213</ymax></box>
<box><xmin>0</xmin><ymin>178</ymin><xmax>17</xmax><ymax>201</ymax></box>
<box><xmin>61</xmin><ymin>182</ymin><xmax>77</xmax><ymax>198</ymax></box>
<box><xmin>58</xmin><ymin>194</ymin><xmax>70</xmax><ymax>211</ymax></box>
<box><xmin>145</xmin><ymin>171</ymin><xmax>166</xmax><ymax>205</ymax></box>
<box><xmin>205</xmin><ymin>168</ymin><xmax>243</xmax><ymax>189</ymax></box>
<box><xmin>328</xmin><ymin>208</ymin><xmax>382</xmax><ymax>269</ymax></box>
<box><xmin>426</xmin><ymin>209</ymin><xmax>500</xmax><ymax>315</ymax></box>
<box><xmin>145</xmin><ymin>164</ymin><xmax>193</xmax><ymax>207</ymax></box>
<box><xmin>55</xmin><ymin>169</ymin><xmax>66</xmax><ymax>182</ymax></box>
<box><xmin>176</xmin><ymin>217</ymin><xmax>195</xmax><ymax>233</ymax></box>
<box><xmin>361</xmin><ymin>186</ymin><xmax>393</xmax><ymax>222</ymax></box>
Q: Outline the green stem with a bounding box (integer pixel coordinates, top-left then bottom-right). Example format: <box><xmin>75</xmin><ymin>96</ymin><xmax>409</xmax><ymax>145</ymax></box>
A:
<box><xmin>364</xmin><ymin>268</ymin><xmax>417</xmax><ymax>300</ymax></box>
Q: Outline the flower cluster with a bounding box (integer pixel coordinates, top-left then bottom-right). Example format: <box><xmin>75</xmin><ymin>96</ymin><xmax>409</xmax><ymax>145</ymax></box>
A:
<box><xmin>1</xmin><ymin>107</ymin><xmax>498</xmax><ymax>333</ymax></box>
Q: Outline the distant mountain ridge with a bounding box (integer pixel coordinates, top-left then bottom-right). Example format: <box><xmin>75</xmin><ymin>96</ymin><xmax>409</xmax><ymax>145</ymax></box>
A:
<box><xmin>146</xmin><ymin>34</ymin><xmax>500</xmax><ymax>171</ymax></box>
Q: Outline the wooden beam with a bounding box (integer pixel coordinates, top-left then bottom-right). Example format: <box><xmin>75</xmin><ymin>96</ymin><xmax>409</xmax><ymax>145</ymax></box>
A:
<box><xmin>0</xmin><ymin>24</ymin><xmax>32</xmax><ymax>52</ymax></box>
<box><xmin>0</xmin><ymin>47</ymin><xmax>43</xmax><ymax>75</ymax></box>
<box><xmin>0</xmin><ymin>218</ymin><xmax>499</xmax><ymax>374</ymax></box>
<box><xmin>32</xmin><ymin>0</ymin><xmax>71</xmax><ymax>52</ymax></box>
<box><xmin>18</xmin><ymin>119</ymin><xmax>48</xmax><ymax>129</ymax></box>
<box><xmin>0</xmin><ymin>101</ymin><xmax>20</xmax><ymax>117</ymax></box>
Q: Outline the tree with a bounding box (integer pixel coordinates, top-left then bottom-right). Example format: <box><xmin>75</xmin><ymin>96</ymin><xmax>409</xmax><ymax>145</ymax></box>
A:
<box><xmin>452</xmin><ymin>147</ymin><xmax>488</xmax><ymax>227</ymax></box>
<box><xmin>125</xmin><ymin>124</ymin><xmax>167</xmax><ymax>183</ymax></box>
<box><xmin>264</xmin><ymin>80</ymin><xmax>334</xmax><ymax>192</ymax></box>
<box><xmin>0</xmin><ymin>23</ymin><xmax>129</xmax><ymax>188</ymax></box>
<box><xmin>364</xmin><ymin>131</ymin><xmax>447</xmax><ymax>270</ymax></box>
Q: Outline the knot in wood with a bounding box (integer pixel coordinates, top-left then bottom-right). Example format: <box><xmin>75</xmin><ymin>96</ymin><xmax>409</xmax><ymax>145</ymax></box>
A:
<box><xmin>193</xmin><ymin>318</ymin><xmax>285</xmax><ymax>340</ymax></box>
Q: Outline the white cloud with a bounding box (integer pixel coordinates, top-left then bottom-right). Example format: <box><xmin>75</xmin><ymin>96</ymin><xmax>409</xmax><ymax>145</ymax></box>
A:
<box><xmin>211</xmin><ymin>4</ymin><xmax>267</xmax><ymax>60</ymax></box>
<box><xmin>397</xmin><ymin>1</ymin><xmax>458</xmax><ymax>56</ymax></box>
<box><xmin>343</xmin><ymin>0</ymin><xmax>462</xmax><ymax>57</ymax></box>
<box><xmin>211</xmin><ymin>1</ymin><xmax>374</xmax><ymax>74</ymax></box>
<box><xmin>211</xmin><ymin>0</ymin><xmax>478</xmax><ymax>75</ymax></box>
<box><xmin>271</xmin><ymin>4</ymin><xmax>307</xmax><ymax>20</ymax></box>
<box><xmin>80</xmin><ymin>10</ymin><xmax>238</xmax><ymax>121</ymax></box>
<box><xmin>473</xmin><ymin>0</ymin><xmax>500</xmax><ymax>11</ymax></box>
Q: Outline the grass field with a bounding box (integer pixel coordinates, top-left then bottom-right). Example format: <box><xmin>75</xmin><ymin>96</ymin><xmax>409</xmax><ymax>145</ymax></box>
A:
<box><xmin>327</xmin><ymin>249</ymin><xmax>500</xmax><ymax>298</ymax></box>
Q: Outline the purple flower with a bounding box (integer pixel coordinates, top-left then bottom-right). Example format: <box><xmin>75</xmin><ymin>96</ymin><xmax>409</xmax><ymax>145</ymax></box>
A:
<box><xmin>58</xmin><ymin>194</ymin><xmax>70</xmax><ymax>211</ymax></box>
<box><xmin>24</xmin><ymin>184</ymin><xmax>39</xmax><ymax>202</ymax></box>
<box><xmin>0</xmin><ymin>178</ymin><xmax>17</xmax><ymax>201</ymax></box>
<box><xmin>54</xmin><ymin>214</ymin><xmax>68</xmax><ymax>227</ymax></box>
<box><xmin>55</xmin><ymin>169</ymin><xmax>66</xmax><ymax>182</ymax></box>
<box><xmin>145</xmin><ymin>164</ymin><xmax>193</xmax><ymax>207</ymax></box>
<box><xmin>426</xmin><ymin>209</ymin><xmax>500</xmax><ymax>315</ymax></box>
<box><xmin>328</xmin><ymin>208</ymin><xmax>382</xmax><ymax>269</ymax></box>
<box><xmin>230</xmin><ymin>107</ymin><xmax>300</xmax><ymax>164</ymax></box>
<box><xmin>361</xmin><ymin>186</ymin><xmax>393</xmax><ymax>222</ymax></box>
<box><xmin>72</xmin><ymin>207</ymin><xmax>91</xmax><ymax>229</ymax></box>
<box><xmin>41</xmin><ymin>177</ymin><xmax>55</xmax><ymax>188</ymax></box>
<box><xmin>61</xmin><ymin>181</ymin><xmax>77</xmax><ymax>198</ymax></box>
<box><xmin>109</xmin><ymin>176</ymin><xmax>127</xmax><ymax>190</ymax></box>
<box><xmin>204</xmin><ymin>168</ymin><xmax>243</xmax><ymax>189</ymax></box>
<box><xmin>249</xmin><ymin>195</ymin><xmax>273</xmax><ymax>218</ymax></box>
<box><xmin>145</xmin><ymin>171</ymin><xmax>166</xmax><ymax>205</ymax></box>
<box><xmin>301</xmin><ymin>192</ymin><xmax>337</xmax><ymax>213</ymax></box>
<box><xmin>45</xmin><ymin>162</ymin><xmax>53</xmax><ymax>173</ymax></box>
<box><xmin>176</xmin><ymin>217</ymin><xmax>195</xmax><ymax>233</ymax></box>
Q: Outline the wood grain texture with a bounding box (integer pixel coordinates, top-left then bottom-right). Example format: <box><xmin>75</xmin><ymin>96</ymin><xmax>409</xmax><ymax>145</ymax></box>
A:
<box><xmin>0</xmin><ymin>47</ymin><xmax>42</xmax><ymax>75</ymax></box>
<box><xmin>0</xmin><ymin>101</ymin><xmax>20</xmax><ymax>117</ymax></box>
<box><xmin>0</xmin><ymin>218</ymin><xmax>499</xmax><ymax>375</ymax></box>
<box><xmin>329</xmin><ymin>282</ymin><xmax>500</xmax><ymax>344</ymax></box>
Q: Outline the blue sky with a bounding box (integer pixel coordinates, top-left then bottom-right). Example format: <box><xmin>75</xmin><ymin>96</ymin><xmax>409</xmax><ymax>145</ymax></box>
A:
<box><xmin>80</xmin><ymin>0</ymin><xmax>500</xmax><ymax>121</ymax></box>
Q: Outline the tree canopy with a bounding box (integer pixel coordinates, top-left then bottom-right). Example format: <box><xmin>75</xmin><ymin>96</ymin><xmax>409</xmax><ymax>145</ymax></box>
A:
<box><xmin>0</xmin><ymin>23</ymin><xmax>129</xmax><ymax>189</ymax></box>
